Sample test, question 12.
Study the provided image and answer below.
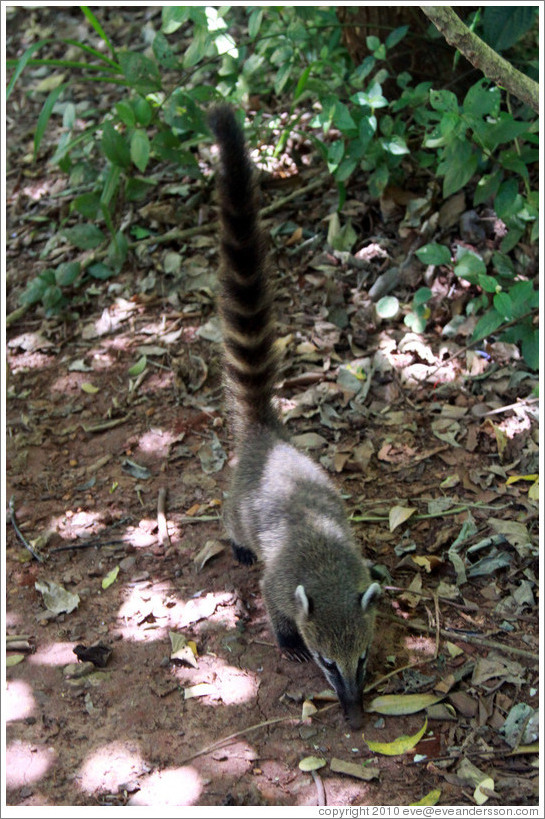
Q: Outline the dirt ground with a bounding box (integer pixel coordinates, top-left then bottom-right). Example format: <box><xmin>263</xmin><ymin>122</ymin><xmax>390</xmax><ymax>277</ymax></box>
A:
<box><xmin>4</xmin><ymin>5</ymin><xmax>540</xmax><ymax>810</ymax></box>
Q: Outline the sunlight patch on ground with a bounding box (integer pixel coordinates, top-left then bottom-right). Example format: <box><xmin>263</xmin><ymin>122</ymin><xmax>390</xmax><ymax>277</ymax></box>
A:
<box><xmin>404</xmin><ymin>635</ymin><xmax>437</xmax><ymax>656</ymax></box>
<box><xmin>78</xmin><ymin>741</ymin><xmax>145</xmax><ymax>795</ymax></box>
<box><xmin>115</xmin><ymin>583</ymin><xmax>183</xmax><ymax>642</ymax></box>
<box><xmin>177</xmin><ymin>657</ymin><xmax>260</xmax><ymax>707</ymax></box>
<box><xmin>5</xmin><ymin>679</ymin><xmax>36</xmax><ymax>722</ymax></box>
<box><xmin>5</xmin><ymin>740</ymin><xmax>56</xmax><ymax>788</ymax></box>
<box><xmin>5</xmin><ymin>610</ymin><xmax>22</xmax><ymax>627</ymax></box>
<box><xmin>27</xmin><ymin>641</ymin><xmax>78</xmax><ymax>666</ymax></box>
<box><xmin>127</xmin><ymin>766</ymin><xmax>203</xmax><ymax>806</ymax></box>
<box><xmin>137</xmin><ymin>428</ymin><xmax>177</xmax><ymax>457</ymax></box>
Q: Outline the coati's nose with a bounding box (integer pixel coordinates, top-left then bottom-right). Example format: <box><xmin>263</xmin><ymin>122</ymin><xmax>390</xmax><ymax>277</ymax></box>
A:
<box><xmin>344</xmin><ymin>704</ymin><xmax>364</xmax><ymax>730</ymax></box>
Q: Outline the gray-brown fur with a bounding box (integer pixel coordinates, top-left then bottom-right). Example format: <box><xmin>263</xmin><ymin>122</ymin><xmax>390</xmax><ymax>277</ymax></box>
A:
<box><xmin>209</xmin><ymin>105</ymin><xmax>380</xmax><ymax>728</ymax></box>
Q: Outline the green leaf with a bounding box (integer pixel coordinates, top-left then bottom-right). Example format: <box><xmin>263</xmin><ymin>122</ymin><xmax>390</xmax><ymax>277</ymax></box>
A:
<box><xmin>471</xmin><ymin>309</ymin><xmax>504</xmax><ymax>342</ymax></box>
<box><xmin>161</xmin><ymin>6</ymin><xmax>190</xmax><ymax>34</ymax></box>
<box><xmin>73</xmin><ymin>192</ymin><xmax>101</xmax><ymax>220</ymax></box>
<box><xmin>42</xmin><ymin>284</ymin><xmax>64</xmax><ymax>310</ymax></box>
<box><xmin>126</xmin><ymin>177</ymin><xmax>157</xmax><ymax>202</ymax></box>
<box><xmin>492</xmin><ymin>251</ymin><xmax>515</xmax><ymax>279</ymax></box>
<box><xmin>474</xmin><ymin>169</ymin><xmax>502</xmax><ymax>206</ymax></box>
<box><xmin>477</xmin><ymin>273</ymin><xmax>500</xmax><ymax>293</ymax></box>
<box><xmin>429</xmin><ymin>89</ymin><xmax>459</xmax><ymax>113</ymax></box>
<box><xmin>381</xmin><ymin>135</ymin><xmax>409</xmax><ymax>156</ymax></box>
<box><xmin>248</xmin><ymin>8</ymin><xmax>263</xmax><ymax>39</ymax></box>
<box><xmin>482</xmin><ymin>5</ymin><xmax>537</xmax><ymax>52</ymax></box>
<box><xmin>102</xmin><ymin>565</ymin><xmax>119</xmax><ymax>590</ymax></box>
<box><xmin>106</xmin><ymin>231</ymin><xmax>128</xmax><ymax>272</ymax></box>
<box><xmin>493</xmin><ymin>291</ymin><xmax>513</xmax><ymax>320</ymax></box>
<box><xmin>386</xmin><ymin>25</ymin><xmax>409</xmax><ymax>49</ymax></box>
<box><xmin>128</xmin><ymin>356</ymin><xmax>147</xmax><ymax>377</ymax></box>
<box><xmin>130</xmin><ymin>129</ymin><xmax>150</xmax><ymax>173</ymax></box>
<box><xmin>274</xmin><ymin>61</ymin><xmax>292</xmax><ymax>96</ymax></box>
<box><xmin>102</xmin><ymin>121</ymin><xmax>130</xmax><ymax>169</ymax></box>
<box><xmin>153</xmin><ymin>31</ymin><xmax>176</xmax><ymax>68</ymax></box>
<box><xmin>88</xmin><ymin>262</ymin><xmax>115</xmax><ymax>280</ymax></box>
<box><xmin>376</xmin><ymin>296</ymin><xmax>399</xmax><ymax>319</ymax></box>
<box><xmin>100</xmin><ymin>163</ymin><xmax>122</xmax><ymax>208</ymax></box>
<box><xmin>520</xmin><ymin>326</ymin><xmax>539</xmax><ymax>370</ymax></box>
<box><xmin>463</xmin><ymin>79</ymin><xmax>500</xmax><ymax>117</ymax></box>
<box><xmin>81</xmin><ymin>6</ymin><xmax>117</xmax><ymax>58</ymax></box>
<box><xmin>413</xmin><ymin>287</ymin><xmax>433</xmax><ymax>306</ymax></box>
<box><xmin>6</xmin><ymin>39</ymin><xmax>48</xmax><ymax>100</ymax></box>
<box><xmin>495</xmin><ymin>179</ymin><xmax>519</xmax><ymax>221</ymax></box>
<box><xmin>119</xmin><ymin>51</ymin><xmax>162</xmax><ymax>94</ymax></box>
<box><xmin>19</xmin><ymin>275</ymin><xmax>49</xmax><ymax>306</ymax></box>
<box><xmin>294</xmin><ymin>65</ymin><xmax>311</xmax><ymax>100</ymax></box>
<box><xmin>454</xmin><ymin>252</ymin><xmax>486</xmax><ymax>283</ymax></box>
<box><xmin>415</xmin><ymin>244</ymin><xmax>451</xmax><ymax>266</ymax></box>
<box><xmin>134</xmin><ymin>98</ymin><xmax>153</xmax><ymax>126</ymax></box>
<box><xmin>440</xmin><ymin>140</ymin><xmax>478</xmax><ymax>197</ymax></box>
<box><xmin>327</xmin><ymin>140</ymin><xmax>344</xmax><ymax>173</ymax></box>
<box><xmin>34</xmin><ymin>83</ymin><xmax>67</xmax><ymax>160</ymax></box>
<box><xmin>55</xmin><ymin>261</ymin><xmax>81</xmax><ymax>287</ymax></box>
<box><xmin>62</xmin><ymin>224</ymin><xmax>105</xmax><ymax>250</ymax></box>
<box><xmin>115</xmin><ymin>100</ymin><xmax>136</xmax><ymax>127</ymax></box>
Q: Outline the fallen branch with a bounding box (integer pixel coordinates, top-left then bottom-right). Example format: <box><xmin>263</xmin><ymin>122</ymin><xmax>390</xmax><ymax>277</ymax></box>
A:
<box><xmin>8</xmin><ymin>496</ymin><xmax>44</xmax><ymax>562</ymax></box>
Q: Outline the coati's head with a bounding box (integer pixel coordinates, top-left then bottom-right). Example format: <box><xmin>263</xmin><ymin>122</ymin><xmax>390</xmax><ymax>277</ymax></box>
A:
<box><xmin>294</xmin><ymin>581</ymin><xmax>381</xmax><ymax>729</ymax></box>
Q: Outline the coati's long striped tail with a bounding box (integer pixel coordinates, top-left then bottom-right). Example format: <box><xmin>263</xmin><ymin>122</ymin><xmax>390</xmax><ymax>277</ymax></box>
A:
<box><xmin>208</xmin><ymin>105</ymin><xmax>279</xmax><ymax>441</ymax></box>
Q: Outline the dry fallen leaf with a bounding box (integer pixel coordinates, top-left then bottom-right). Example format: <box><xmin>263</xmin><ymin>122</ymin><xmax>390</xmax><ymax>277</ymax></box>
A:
<box><xmin>363</xmin><ymin>718</ymin><xmax>428</xmax><ymax>756</ymax></box>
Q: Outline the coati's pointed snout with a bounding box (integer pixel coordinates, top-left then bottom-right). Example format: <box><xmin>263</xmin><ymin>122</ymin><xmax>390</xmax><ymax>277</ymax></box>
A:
<box><xmin>339</xmin><ymin>693</ymin><xmax>365</xmax><ymax>729</ymax></box>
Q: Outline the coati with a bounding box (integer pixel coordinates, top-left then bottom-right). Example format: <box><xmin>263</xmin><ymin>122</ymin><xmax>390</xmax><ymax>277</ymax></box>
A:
<box><xmin>208</xmin><ymin>105</ymin><xmax>381</xmax><ymax>730</ymax></box>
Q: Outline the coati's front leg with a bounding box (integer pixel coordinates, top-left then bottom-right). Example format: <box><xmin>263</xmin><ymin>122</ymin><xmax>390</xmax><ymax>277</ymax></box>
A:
<box><xmin>230</xmin><ymin>540</ymin><xmax>257</xmax><ymax>566</ymax></box>
<box><xmin>261</xmin><ymin>581</ymin><xmax>311</xmax><ymax>662</ymax></box>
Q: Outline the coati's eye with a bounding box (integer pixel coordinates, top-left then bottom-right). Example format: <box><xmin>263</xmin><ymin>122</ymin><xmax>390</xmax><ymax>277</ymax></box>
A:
<box><xmin>319</xmin><ymin>656</ymin><xmax>337</xmax><ymax>672</ymax></box>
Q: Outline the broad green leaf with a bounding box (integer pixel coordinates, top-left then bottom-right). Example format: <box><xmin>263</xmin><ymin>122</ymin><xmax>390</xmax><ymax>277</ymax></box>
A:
<box><xmin>416</xmin><ymin>243</ymin><xmax>451</xmax><ymax>266</ymax></box>
<box><xmin>88</xmin><ymin>263</ymin><xmax>115</xmax><ymax>280</ymax></box>
<box><xmin>130</xmin><ymin>129</ymin><xmax>150</xmax><ymax>173</ymax></box>
<box><xmin>62</xmin><ymin>224</ymin><xmax>105</xmax><ymax>250</ymax></box>
<box><xmin>520</xmin><ymin>327</ymin><xmax>539</xmax><ymax>371</ymax></box>
<box><xmin>73</xmin><ymin>193</ymin><xmax>101</xmax><ymax>220</ymax></box>
<box><xmin>413</xmin><ymin>287</ymin><xmax>433</xmax><ymax>306</ymax></box>
<box><xmin>493</xmin><ymin>291</ymin><xmax>513</xmax><ymax>320</ymax></box>
<box><xmin>115</xmin><ymin>100</ymin><xmax>136</xmax><ymax>127</ymax></box>
<box><xmin>429</xmin><ymin>89</ymin><xmax>459</xmax><ymax>113</ymax></box>
<box><xmin>19</xmin><ymin>276</ymin><xmax>49</xmax><ymax>306</ymax></box>
<box><xmin>106</xmin><ymin>231</ymin><xmax>129</xmax><ymax>272</ymax></box>
<box><xmin>474</xmin><ymin>170</ymin><xmax>502</xmax><ymax>206</ymax></box>
<box><xmin>327</xmin><ymin>139</ymin><xmax>344</xmax><ymax>173</ymax></box>
<box><xmin>442</xmin><ymin>143</ymin><xmax>478</xmax><ymax>197</ymax></box>
<box><xmin>381</xmin><ymin>135</ymin><xmax>409</xmax><ymax>156</ymax></box>
<box><xmin>482</xmin><ymin>5</ymin><xmax>537</xmax><ymax>51</ymax></box>
<box><xmin>42</xmin><ymin>285</ymin><xmax>63</xmax><ymax>310</ymax></box>
<box><xmin>454</xmin><ymin>252</ymin><xmax>486</xmax><ymax>283</ymax></box>
<box><xmin>102</xmin><ymin>121</ymin><xmax>130</xmax><ymax>169</ymax></box>
<box><xmin>34</xmin><ymin>83</ymin><xmax>67</xmax><ymax>160</ymax></box>
<box><xmin>364</xmin><ymin>718</ymin><xmax>428</xmax><ymax>756</ymax></box>
<box><xmin>463</xmin><ymin>79</ymin><xmax>500</xmax><ymax>117</ymax></box>
<box><xmin>100</xmin><ymin>163</ymin><xmax>121</xmax><ymax>207</ymax></box>
<box><xmin>119</xmin><ymin>51</ymin><xmax>162</xmax><ymax>94</ymax></box>
<box><xmin>471</xmin><ymin>308</ymin><xmax>504</xmax><ymax>342</ymax></box>
<box><xmin>134</xmin><ymin>98</ymin><xmax>152</xmax><ymax>126</ymax></box>
<box><xmin>477</xmin><ymin>273</ymin><xmax>500</xmax><ymax>293</ymax></box>
<box><xmin>55</xmin><ymin>261</ymin><xmax>81</xmax><ymax>287</ymax></box>
<box><xmin>153</xmin><ymin>31</ymin><xmax>176</xmax><ymax>68</ymax></box>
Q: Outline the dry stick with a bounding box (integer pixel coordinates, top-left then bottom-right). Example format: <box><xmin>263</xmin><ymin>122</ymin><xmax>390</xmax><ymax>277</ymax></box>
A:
<box><xmin>311</xmin><ymin>771</ymin><xmax>326</xmax><ymax>807</ymax></box>
<box><xmin>8</xmin><ymin>496</ymin><xmax>44</xmax><ymax>563</ymax></box>
<box><xmin>157</xmin><ymin>487</ymin><xmax>171</xmax><ymax>547</ymax></box>
<box><xmin>179</xmin><ymin>714</ymin><xmax>297</xmax><ymax>766</ymax></box>
<box><xmin>388</xmin><ymin>615</ymin><xmax>538</xmax><ymax>662</ymax></box>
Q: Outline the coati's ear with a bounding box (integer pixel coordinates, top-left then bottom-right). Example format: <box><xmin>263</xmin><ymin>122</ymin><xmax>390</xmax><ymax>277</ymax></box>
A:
<box><xmin>295</xmin><ymin>584</ymin><xmax>310</xmax><ymax>618</ymax></box>
<box><xmin>360</xmin><ymin>582</ymin><xmax>381</xmax><ymax>612</ymax></box>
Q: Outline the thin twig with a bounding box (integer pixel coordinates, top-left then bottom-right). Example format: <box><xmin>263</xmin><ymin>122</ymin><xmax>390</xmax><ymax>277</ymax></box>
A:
<box><xmin>8</xmin><ymin>496</ymin><xmax>44</xmax><ymax>562</ymax></box>
<box><xmin>388</xmin><ymin>615</ymin><xmax>538</xmax><ymax>662</ymax></box>
<box><xmin>49</xmin><ymin>539</ymin><xmax>127</xmax><ymax>554</ymax></box>
<box><xmin>311</xmin><ymin>770</ymin><xmax>326</xmax><ymax>806</ymax></box>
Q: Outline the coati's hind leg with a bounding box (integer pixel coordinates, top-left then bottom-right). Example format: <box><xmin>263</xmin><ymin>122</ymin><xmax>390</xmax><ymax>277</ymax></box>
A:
<box><xmin>230</xmin><ymin>540</ymin><xmax>257</xmax><ymax>566</ymax></box>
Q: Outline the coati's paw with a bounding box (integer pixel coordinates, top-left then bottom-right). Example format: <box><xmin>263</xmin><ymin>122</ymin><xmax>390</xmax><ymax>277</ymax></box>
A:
<box><xmin>231</xmin><ymin>541</ymin><xmax>257</xmax><ymax>566</ymax></box>
<box><xmin>276</xmin><ymin>629</ymin><xmax>311</xmax><ymax>662</ymax></box>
